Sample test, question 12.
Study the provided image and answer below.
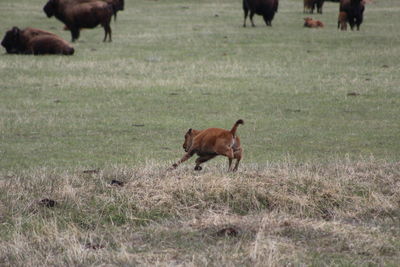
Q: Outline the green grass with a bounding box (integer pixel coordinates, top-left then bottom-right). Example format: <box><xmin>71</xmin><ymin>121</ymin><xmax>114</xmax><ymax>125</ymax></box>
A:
<box><xmin>1</xmin><ymin>0</ymin><xmax>400</xmax><ymax>265</ymax></box>
<box><xmin>1</xmin><ymin>0</ymin><xmax>399</xmax><ymax>170</ymax></box>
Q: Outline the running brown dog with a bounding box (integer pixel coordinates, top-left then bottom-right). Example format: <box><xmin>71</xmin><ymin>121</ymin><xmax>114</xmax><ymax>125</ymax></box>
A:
<box><xmin>170</xmin><ymin>120</ymin><xmax>244</xmax><ymax>171</ymax></box>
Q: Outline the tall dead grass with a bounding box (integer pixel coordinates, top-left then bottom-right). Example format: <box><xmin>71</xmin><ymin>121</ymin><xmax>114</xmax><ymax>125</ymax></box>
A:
<box><xmin>0</xmin><ymin>159</ymin><xmax>399</xmax><ymax>266</ymax></box>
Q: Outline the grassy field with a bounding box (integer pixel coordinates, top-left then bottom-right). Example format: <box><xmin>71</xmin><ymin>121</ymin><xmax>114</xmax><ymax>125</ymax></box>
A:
<box><xmin>1</xmin><ymin>161</ymin><xmax>400</xmax><ymax>266</ymax></box>
<box><xmin>1</xmin><ymin>0</ymin><xmax>400</xmax><ymax>265</ymax></box>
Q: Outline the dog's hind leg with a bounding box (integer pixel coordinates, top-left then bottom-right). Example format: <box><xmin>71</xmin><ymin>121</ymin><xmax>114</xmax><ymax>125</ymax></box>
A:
<box><xmin>194</xmin><ymin>155</ymin><xmax>216</xmax><ymax>171</ymax></box>
<box><xmin>214</xmin><ymin>145</ymin><xmax>235</xmax><ymax>171</ymax></box>
<box><xmin>232</xmin><ymin>148</ymin><xmax>242</xmax><ymax>172</ymax></box>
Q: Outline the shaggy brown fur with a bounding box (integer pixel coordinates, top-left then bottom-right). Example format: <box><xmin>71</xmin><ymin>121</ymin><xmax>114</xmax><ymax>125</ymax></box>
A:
<box><xmin>43</xmin><ymin>0</ymin><xmax>113</xmax><ymax>42</ymax></box>
<box><xmin>170</xmin><ymin>120</ymin><xmax>244</xmax><ymax>172</ymax></box>
<box><xmin>1</xmin><ymin>27</ymin><xmax>74</xmax><ymax>55</ymax></box>
<box><xmin>303</xmin><ymin>17</ymin><xmax>324</xmax><ymax>28</ymax></box>
<box><xmin>69</xmin><ymin>0</ymin><xmax>124</xmax><ymax>21</ymax></box>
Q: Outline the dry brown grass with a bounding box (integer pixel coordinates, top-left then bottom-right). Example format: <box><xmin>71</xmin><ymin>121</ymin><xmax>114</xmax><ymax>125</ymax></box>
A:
<box><xmin>1</xmin><ymin>159</ymin><xmax>399</xmax><ymax>266</ymax></box>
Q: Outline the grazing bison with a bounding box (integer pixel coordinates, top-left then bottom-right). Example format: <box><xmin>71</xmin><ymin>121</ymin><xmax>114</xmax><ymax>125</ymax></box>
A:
<box><xmin>1</xmin><ymin>27</ymin><xmax>74</xmax><ymax>55</ymax></box>
<box><xmin>43</xmin><ymin>0</ymin><xmax>113</xmax><ymax>42</ymax></box>
<box><xmin>304</xmin><ymin>0</ymin><xmax>325</xmax><ymax>14</ymax></box>
<box><xmin>243</xmin><ymin>0</ymin><xmax>279</xmax><ymax>27</ymax></box>
<box><xmin>304</xmin><ymin>17</ymin><xmax>324</xmax><ymax>28</ymax></box>
<box><xmin>339</xmin><ymin>0</ymin><xmax>365</xmax><ymax>30</ymax></box>
<box><xmin>337</xmin><ymin>11</ymin><xmax>348</xmax><ymax>30</ymax></box>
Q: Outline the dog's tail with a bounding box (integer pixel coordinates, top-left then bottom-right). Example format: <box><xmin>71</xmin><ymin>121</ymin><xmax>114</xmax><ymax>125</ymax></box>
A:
<box><xmin>230</xmin><ymin>119</ymin><xmax>244</xmax><ymax>137</ymax></box>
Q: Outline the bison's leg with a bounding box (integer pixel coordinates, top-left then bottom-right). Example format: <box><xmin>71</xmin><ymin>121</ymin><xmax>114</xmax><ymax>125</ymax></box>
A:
<box><xmin>243</xmin><ymin>8</ymin><xmax>249</xmax><ymax>27</ymax></box>
<box><xmin>103</xmin><ymin>23</ymin><xmax>112</xmax><ymax>42</ymax></box>
<box><xmin>349</xmin><ymin>20</ymin><xmax>355</xmax><ymax>31</ymax></box>
<box><xmin>243</xmin><ymin>0</ymin><xmax>249</xmax><ymax>27</ymax></box>
<box><xmin>317</xmin><ymin>3</ymin><xmax>323</xmax><ymax>14</ymax></box>
<box><xmin>356</xmin><ymin>17</ymin><xmax>362</xmax><ymax>31</ymax></box>
<box><xmin>194</xmin><ymin>155</ymin><xmax>216</xmax><ymax>171</ymax></box>
<box><xmin>263</xmin><ymin>16</ymin><xmax>271</xmax><ymax>26</ymax></box>
<box><xmin>70</xmin><ymin>27</ymin><xmax>80</xmax><ymax>42</ymax></box>
<box><xmin>249</xmin><ymin>11</ymin><xmax>256</xmax><ymax>27</ymax></box>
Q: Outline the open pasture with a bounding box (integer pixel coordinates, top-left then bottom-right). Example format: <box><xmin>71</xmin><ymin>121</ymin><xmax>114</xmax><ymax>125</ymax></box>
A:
<box><xmin>0</xmin><ymin>0</ymin><xmax>400</xmax><ymax>265</ymax></box>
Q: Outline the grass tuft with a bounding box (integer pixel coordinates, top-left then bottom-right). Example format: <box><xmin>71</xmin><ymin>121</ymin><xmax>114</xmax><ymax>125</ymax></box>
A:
<box><xmin>1</xmin><ymin>160</ymin><xmax>399</xmax><ymax>265</ymax></box>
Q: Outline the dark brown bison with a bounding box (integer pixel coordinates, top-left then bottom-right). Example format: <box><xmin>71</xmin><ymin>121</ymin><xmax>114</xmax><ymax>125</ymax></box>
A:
<box><xmin>1</xmin><ymin>27</ymin><xmax>74</xmax><ymax>55</ymax></box>
<box><xmin>43</xmin><ymin>0</ymin><xmax>113</xmax><ymax>42</ymax></box>
<box><xmin>62</xmin><ymin>0</ymin><xmax>124</xmax><ymax>30</ymax></box>
<box><xmin>304</xmin><ymin>0</ymin><xmax>325</xmax><ymax>14</ymax></box>
<box><xmin>339</xmin><ymin>0</ymin><xmax>365</xmax><ymax>30</ymax></box>
<box><xmin>104</xmin><ymin>0</ymin><xmax>124</xmax><ymax>21</ymax></box>
<box><xmin>243</xmin><ymin>0</ymin><xmax>279</xmax><ymax>27</ymax></box>
<box><xmin>70</xmin><ymin>0</ymin><xmax>124</xmax><ymax>21</ymax></box>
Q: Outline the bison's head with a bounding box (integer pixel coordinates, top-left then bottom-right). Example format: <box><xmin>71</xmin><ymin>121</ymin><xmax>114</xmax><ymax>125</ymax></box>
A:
<box><xmin>1</xmin><ymin>27</ymin><xmax>21</xmax><ymax>54</ymax></box>
<box><xmin>43</xmin><ymin>0</ymin><xmax>57</xmax><ymax>18</ymax></box>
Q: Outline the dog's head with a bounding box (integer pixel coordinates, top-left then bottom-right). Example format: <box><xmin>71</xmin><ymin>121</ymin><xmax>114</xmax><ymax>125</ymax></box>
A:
<box><xmin>182</xmin><ymin>128</ymin><xmax>194</xmax><ymax>152</ymax></box>
<box><xmin>182</xmin><ymin>128</ymin><xmax>201</xmax><ymax>152</ymax></box>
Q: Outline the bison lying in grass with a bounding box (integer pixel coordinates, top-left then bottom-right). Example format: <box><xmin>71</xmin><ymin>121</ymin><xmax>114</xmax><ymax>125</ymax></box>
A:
<box><xmin>1</xmin><ymin>26</ymin><xmax>74</xmax><ymax>55</ymax></box>
<box><xmin>243</xmin><ymin>0</ymin><xmax>279</xmax><ymax>27</ymax></box>
<box><xmin>43</xmin><ymin>0</ymin><xmax>113</xmax><ymax>42</ymax></box>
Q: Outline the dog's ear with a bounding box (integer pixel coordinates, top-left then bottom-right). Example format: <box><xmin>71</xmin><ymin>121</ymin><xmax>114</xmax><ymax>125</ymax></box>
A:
<box><xmin>187</xmin><ymin>128</ymin><xmax>192</xmax><ymax>134</ymax></box>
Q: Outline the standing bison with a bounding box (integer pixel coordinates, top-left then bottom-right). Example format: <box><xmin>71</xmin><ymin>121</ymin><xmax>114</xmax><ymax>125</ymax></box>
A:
<box><xmin>104</xmin><ymin>0</ymin><xmax>124</xmax><ymax>21</ymax></box>
<box><xmin>304</xmin><ymin>0</ymin><xmax>325</xmax><ymax>14</ymax></box>
<box><xmin>43</xmin><ymin>0</ymin><xmax>113</xmax><ymax>42</ymax></box>
<box><xmin>339</xmin><ymin>0</ymin><xmax>365</xmax><ymax>30</ymax></box>
<box><xmin>1</xmin><ymin>27</ymin><xmax>74</xmax><ymax>55</ymax></box>
<box><xmin>71</xmin><ymin>0</ymin><xmax>124</xmax><ymax>21</ymax></box>
<box><xmin>243</xmin><ymin>0</ymin><xmax>279</xmax><ymax>27</ymax></box>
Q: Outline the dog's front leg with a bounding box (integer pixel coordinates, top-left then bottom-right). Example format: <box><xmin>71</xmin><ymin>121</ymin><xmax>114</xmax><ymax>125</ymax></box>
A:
<box><xmin>171</xmin><ymin>150</ymin><xmax>195</xmax><ymax>169</ymax></box>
